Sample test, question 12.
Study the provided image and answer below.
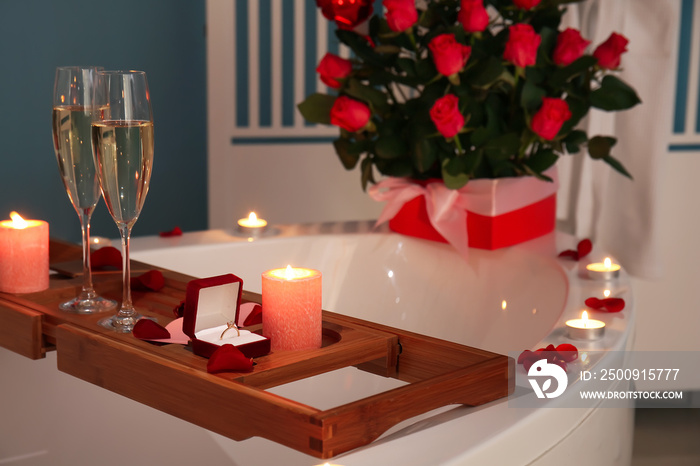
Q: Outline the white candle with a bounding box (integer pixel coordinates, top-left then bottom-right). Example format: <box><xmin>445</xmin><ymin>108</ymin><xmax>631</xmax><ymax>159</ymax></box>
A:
<box><xmin>0</xmin><ymin>212</ymin><xmax>49</xmax><ymax>293</ymax></box>
<box><xmin>237</xmin><ymin>212</ymin><xmax>268</xmax><ymax>235</ymax></box>
<box><xmin>262</xmin><ymin>265</ymin><xmax>322</xmax><ymax>351</ymax></box>
<box><xmin>586</xmin><ymin>257</ymin><xmax>621</xmax><ymax>280</ymax></box>
<box><xmin>565</xmin><ymin>311</ymin><xmax>605</xmax><ymax>340</ymax></box>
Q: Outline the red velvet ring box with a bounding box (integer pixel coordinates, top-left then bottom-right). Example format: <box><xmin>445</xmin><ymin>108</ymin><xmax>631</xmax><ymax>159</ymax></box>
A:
<box><xmin>183</xmin><ymin>274</ymin><xmax>271</xmax><ymax>359</ymax></box>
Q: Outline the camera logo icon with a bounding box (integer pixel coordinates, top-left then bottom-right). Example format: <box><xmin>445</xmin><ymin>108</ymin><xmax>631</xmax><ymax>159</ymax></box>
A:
<box><xmin>527</xmin><ymin>358</ymin><xmax>568</xmax><ymax>399</ymax></box>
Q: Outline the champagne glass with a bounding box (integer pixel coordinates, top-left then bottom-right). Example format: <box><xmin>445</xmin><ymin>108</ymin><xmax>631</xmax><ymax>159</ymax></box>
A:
<box><xmin>52</xmin><ymin>66</ymin><xmax>117</xmax><ymax>314</ymax></box>
<box><xmin>92</xmin><ymin>70</ymin><xmax>154</xmax><ymax>332</ymax></box>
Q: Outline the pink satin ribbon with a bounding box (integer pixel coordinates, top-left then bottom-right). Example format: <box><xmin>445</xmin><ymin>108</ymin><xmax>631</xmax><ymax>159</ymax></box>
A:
<box><xmin>369</xmin><ymin>168</ymin><xmax>559</xmax><ymax>258</ymax></box>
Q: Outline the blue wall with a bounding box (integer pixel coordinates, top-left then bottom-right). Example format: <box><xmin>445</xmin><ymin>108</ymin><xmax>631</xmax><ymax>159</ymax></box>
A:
<box><xmin>0</xmin><ymin>0</ymin><xmax>207</xmax><ymax>242</ymax></box>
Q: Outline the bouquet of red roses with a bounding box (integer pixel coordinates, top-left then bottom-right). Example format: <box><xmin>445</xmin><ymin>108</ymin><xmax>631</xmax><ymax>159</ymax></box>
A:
<box><xmin>298</xmin><ymin>0</ymin><xmax>640</xmax><ymax>190</ymax></box>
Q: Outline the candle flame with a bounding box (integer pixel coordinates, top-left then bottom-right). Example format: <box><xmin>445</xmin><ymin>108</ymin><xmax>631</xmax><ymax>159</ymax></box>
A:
<box><xmin>604</xmin><ymin>289</ymin><xmax>611</xmax><ymax>298</ymax></box>
<box><xmin>582</xmin><ymin>310</ymin><xmax>589</xmax><ymax>328</ymax></box>
<box><xmin>284</xmin><ymin>264</ymin><xmax>294</xmax><ymax>280</ymax></box>
<box><xmin>9</xmin><ymin>211</ymin><xmax>28</xmax><ymax>229</ymax></box>
<box><xmin>238</xmin><ymin>211</ymin><xmax>267</xmax><ymax>229</ymax></box>
<box><xmin>604</xmin><ymin>257</ymin><xmax>612</xmax><ymax>269</ymax></box>
<box><xmin>501</xmin><ymin>300</ymin><xmax>507</xmax><ymax>310</ymax></box>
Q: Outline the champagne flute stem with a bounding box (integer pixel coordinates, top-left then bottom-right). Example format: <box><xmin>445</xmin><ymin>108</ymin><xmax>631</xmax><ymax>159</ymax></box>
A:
<box><xmin>118</xmin><ymin>223</ymin><xmax>135</xmax><ymax>316</ymax></box>
<box><xmin>78</xmin><ymin>209</ymin><xmax>97</xmax><ymax>301</ymax></box>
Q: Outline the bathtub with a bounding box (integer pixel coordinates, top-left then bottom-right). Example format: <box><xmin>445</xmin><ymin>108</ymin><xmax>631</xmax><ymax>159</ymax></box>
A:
<box><xmin>128</xmin><ymin>222</ymin><xmax>636</xmax><ymax>466</ymax></box>
<box><xmin>0</xmin><ymin>223</ymin><xmax>635</xmax><ymax>465</ymax></box>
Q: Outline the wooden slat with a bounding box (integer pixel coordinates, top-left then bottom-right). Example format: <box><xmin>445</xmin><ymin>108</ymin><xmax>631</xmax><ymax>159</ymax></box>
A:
<box><xmin>0</xmin><ymin>298</ymin><xmax>47</xmax><ymax>359</ymax></box>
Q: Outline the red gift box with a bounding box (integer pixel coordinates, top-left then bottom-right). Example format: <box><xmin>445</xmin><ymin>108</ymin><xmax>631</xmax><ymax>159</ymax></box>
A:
<box><xmin>388</xmin><ymin>193</ymin><xmax>556</xmax><ymax>250</ymax></box>
<box><xmin>372</xmin><ymin>167</ymin><xmax>559</xmax><ymax>252</ymax></box>
<box><xmin>183</xmin><ymin>274</ymin><xmax>270</xmax><ymax>359</ymax></box>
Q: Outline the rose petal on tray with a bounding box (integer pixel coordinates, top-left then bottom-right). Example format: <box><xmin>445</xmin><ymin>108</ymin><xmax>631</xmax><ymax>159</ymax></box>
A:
<box><xmin>241</xmin><ymin>303</ymin><xmax>263</xmax><ymax>327</ymax></box>
<box><xmin>585</xmin><ymin>297</ymin><xmax>625</xmax><ymax>313</ymax></box>
<box><xmin>91</xmin><ymin>246</ymin><xmax>122</xmax><ymax>269</ymax></box>
<box><xmin>132</xmin><ymin>318</ymin><xmax>171</xmax><ymax>340</ymax></box>
<box><xmin>131</xmin><ymin>270</ymin><xmax>165</xmax><ymax>291</ymax></box>
<box><xmin>558</xmin><ymin>238</ymin><xmax>592</xmax><ymax>261</ymax></box>
<box><xmin>173</xmin><ymin>300</ymin><xmax>186</xmax><ymax>318</ymax></box>
<box><xmin>207</xmin><ymin>344</ymin><xmax>254</xmax><ymax>373</ymax></box>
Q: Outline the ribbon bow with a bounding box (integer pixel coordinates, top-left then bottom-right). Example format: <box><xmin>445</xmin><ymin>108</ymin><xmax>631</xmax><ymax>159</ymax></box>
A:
<box><xmin>369</xmin><ymin>168</ymin><xmax>559</xmax><ymax>260</ymax></box>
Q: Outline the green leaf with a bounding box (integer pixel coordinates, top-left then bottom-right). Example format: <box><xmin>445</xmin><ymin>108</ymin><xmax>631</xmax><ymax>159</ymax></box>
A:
<box><xmin>587</xmin><ymin>135</ymin><xmax>616</xmax><ymax>159</ymax></box>
<box><xmin>375</xmin><ymin>134</ymin><xmax>407</xmax><ymax>159</ymax></box>
<box><xmin>482</xmin><ymin>133</ymin><xmax>520</xmax><ymax>160</ymax></box>
<box><xmin>466</xmin><ymin>56</ymin><xmax>505</xmax><ymax>87</ymax></box>
<box><xmin>549</xmin><ymin>55</ymin><xmax>597</xmax><ymax>88</ymax></box>
<box><xmin>441</xmin><ymin>158</ymin><xmax>471</xmax><ymax>189</ymax></box>
<box><xmin>345</xmin><ymin>78</ymin><xmax>390</xmax><ymax>115</ymax></box>
<box><xmin>602</xmin><ymin>154</ymin><xmax>633</xmax><ymax>179</ymax></box>
<box><xmin>333</xmin><ymin>138</ymin><xmax>365</xmax><ymax>169</ymax></box>
<box><xmin>521</xmin><ymin>80</ymin><xmax>546</xmax><ymax>112</ymax></box>
<box><xmin>563</xmin><ymin>130</ymin><xmax>588</xmax><ymax>153</ymax></box>
<box><xmin>297</xmin><ymin>93</ymin><xmax>335</xmax><ymax>125</ymax></box>
<box><xmin>590</xmin><ymin>75</ymin><xmax>642</xmax><ymax>111</ymax></box>
<box><xmin>413</xmin><ymin>138</ymin><xmax>437</xmax><ymax>173</ymax></box>
<box><xmin>375</xmin><ymin>158</ymin><xmax>414</xmax><ymax>177</ymax></box>
<box><xmin>525</xmin><ymin>149</ymin><xmax>559</xmax><ymax>173</ymax></box>
<box><xmin>360</xmin><ymin>156</ymin><xmax>375</xmax><ymax>191</ymax></box>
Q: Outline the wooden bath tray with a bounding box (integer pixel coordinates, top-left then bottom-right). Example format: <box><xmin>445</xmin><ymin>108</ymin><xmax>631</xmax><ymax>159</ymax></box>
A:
<box><xmin>0</xmin><ymin>239</ymin><xmax>514</xmax><ymax>459</ymax></box>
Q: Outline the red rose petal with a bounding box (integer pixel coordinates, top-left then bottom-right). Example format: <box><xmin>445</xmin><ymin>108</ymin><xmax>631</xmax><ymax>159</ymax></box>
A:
<box><xmin>523</xmin><ymin>357</ymin><xmax>536</xmax><ymax>372</ymax></box>
<box><xmin>91</xmin><ymin>246</ymin><xmax>122</xmax><ymax>270</ymax></box>
<box><xmin>585</xmin><ymin>297</ymin><xmax>625</xmax><ymax>313</ymax></box>
<box><xmin>558</xmin><ymin>238</ymin><xmax>592</xmax><ymax>261</ymax></box>
<box><xmin>577</xmin><ymin>239</ymin><xmax>592</xmax><ymax>259</ymax></box>
<box><xmin>131</xmin><ymin>270</ymin><xmax>165</xmax><ymax>292</ymax></box>
<box><xmin>132</xmin><ymin>318</ymin><xmax>170</xmax><ymax>340</ymax></box>
<box><xmin>159</xmin><ymin>226</ymin><xmax>183</xmax><ymax>237</ymax></box>
<box><xmin>207</xmin><ymin>344</ymin><xmax>254</xmax><ymax>374</ymax></box>
<box><xmin>173</xmin><ymin>300</ymin><xmax>186</xmax><ymax>318</ymax></box>
<box><xmin>518</xmin><ymin>349</ymin><xmax>533</xmax><ymax>364</ymax></box>
<box><xmin>243</xmin><ymin>304</ymin><xmax>263</xmax><ymax>327</ymax></box>
<box><xmin>556</xmin><ymin>343</ymin><xmax>579</xmax><ymax>362</ymax></box>
<box><xmin>557</xmin><ymin>250</ymin><xmax>579</xmax><ymax>260</ymax></box>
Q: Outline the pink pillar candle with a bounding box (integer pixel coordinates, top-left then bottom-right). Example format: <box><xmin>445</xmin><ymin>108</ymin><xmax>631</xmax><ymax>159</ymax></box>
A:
<box><xmin>262</xmin><ymin>266</ymin><xmax>322</xmax><ymax>351</ymax></box>
<box><xmin>0</xmin><ymin>212</ymin><xmax>49</xmax><ymax>293</ymax></box>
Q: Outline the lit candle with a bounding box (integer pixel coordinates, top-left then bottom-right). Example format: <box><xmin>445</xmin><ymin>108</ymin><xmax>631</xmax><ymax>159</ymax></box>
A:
<box><xmin>565</xmin><ymin>311</ymin><xmax>605</xmax><ymax>340</ymax></box>
<box><xmin>237</xmin><ymin>211</ymin><xmax>268</xmax><ymax>235</ymax></box>
<box><xmin>262</xmin><ymin>265</ymin><xmax>322</xmax><ymax>351</ymax></box>
<box><xmin>586</xmin><ymin>257</ymin><xmax>621</xmax><ymax>280</ymax></box>
<box><xmin>0</xmin><ymin>212</ymin><xmax>49</xmax><ymax>293</ymax></box>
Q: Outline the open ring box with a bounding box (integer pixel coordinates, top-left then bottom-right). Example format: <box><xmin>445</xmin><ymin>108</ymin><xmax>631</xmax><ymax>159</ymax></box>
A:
<box><xmin>183</xmin><ymin>274</ymin><xmax>271</xmax><ymax>358</ymax></box>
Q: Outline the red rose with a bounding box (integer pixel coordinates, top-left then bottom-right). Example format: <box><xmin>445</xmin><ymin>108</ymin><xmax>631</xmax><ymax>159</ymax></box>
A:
<box><xmin>316</xmin><ymin>0</ymin><xmax>373</xmax><ymax>30</ymax></box>
<box><xmin>503</xmin><ymin>23</ymin><xmax>541</xmax><ymax>68</ymax></box>
<box><xmin>383</xmin><ymin>0</ymin><xmax>418</xmax><ymax>32</ymax></box>
<box><xmin>531</xmin><ymin>97</ymin><xmax>572</xmax><ymax>140</ymax></box>
<box><xmin>552</xmin><ymin>28</ymin><xmax>590</xmax><ymax>66</ymax></box>
<box><xmin>330</xmin><ymin>96</ymin><xmax>371</xmax><ymax>132</ymax></box>
<box><xmin>513</xmin><ymin>0</ymin><xmax>541</xmax><ymax>9</ymax></box>
<box><xmin>428</xmin><ymin>34</ymin><xmax>472</xmax><ymax>77</ymax></box>
<box><xmin>316</xmin><ymin>53</ymin><xmax>352</xmax><ymax>89</ymax></box>
<box><xmin>458</xmin><ymin>0</ymin><xmax>489</xmax><ymax>33</ymax></box>
<box><xmin>430</xmin><ymin>95</ymin><xmax>465</xmax><ymax>139</ymax></box>
<box><xmin>593</xmin><ymin>32</ymin><xmax>629</xmax><ymax>70</ymax></box>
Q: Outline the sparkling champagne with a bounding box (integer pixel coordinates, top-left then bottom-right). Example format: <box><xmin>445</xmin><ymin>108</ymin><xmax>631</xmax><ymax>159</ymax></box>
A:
<box><xmin>52</xmin><ymin>106</ymin><xmax>101</xmax><ymax>210</ymax></box>
<box><xmin>92</xmin><ymin>121</ymin><xmax>154</xmax><ymax>227</ymax></box>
